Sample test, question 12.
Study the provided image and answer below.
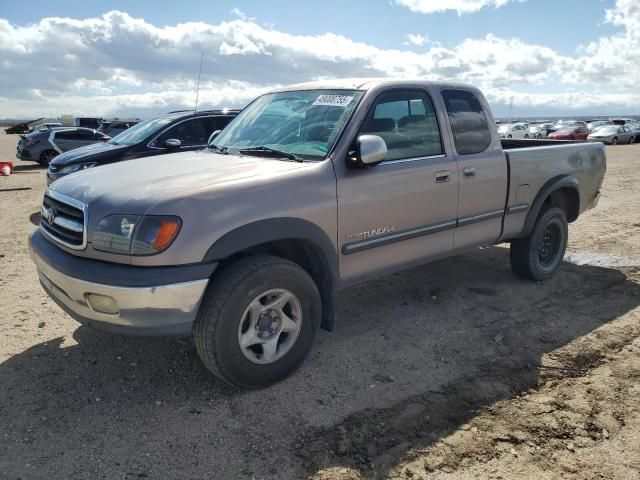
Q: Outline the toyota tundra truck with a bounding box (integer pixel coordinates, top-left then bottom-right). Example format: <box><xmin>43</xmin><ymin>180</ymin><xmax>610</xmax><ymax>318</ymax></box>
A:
<box><xmin>29</xmin><ymin>79</ymin><xmax>605</xmax><ymax>388</ymax></box>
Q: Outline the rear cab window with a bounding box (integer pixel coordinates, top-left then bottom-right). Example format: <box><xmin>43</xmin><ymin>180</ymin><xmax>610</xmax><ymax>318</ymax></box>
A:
<box><xmin>442</xmin><ymin>89</ymin><xmax>492</xmax><ymax>155</ymax></box>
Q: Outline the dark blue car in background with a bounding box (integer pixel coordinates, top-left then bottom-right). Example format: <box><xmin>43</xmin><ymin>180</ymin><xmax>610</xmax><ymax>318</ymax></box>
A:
<box><xmin>47</xmin><ymin>109</ymin><xmax>240</xmax><ymax>184</ymax></box>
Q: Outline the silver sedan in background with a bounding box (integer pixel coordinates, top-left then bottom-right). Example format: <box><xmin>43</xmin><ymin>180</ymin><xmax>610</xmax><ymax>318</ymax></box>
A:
<box><xmin>587</xmin><ymin>125</ymin><xmax>636</xmax><ymax>145</ymax></box>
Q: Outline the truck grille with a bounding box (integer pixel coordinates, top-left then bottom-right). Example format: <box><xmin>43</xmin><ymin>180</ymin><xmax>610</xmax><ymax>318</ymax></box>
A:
<box><xmin>40</xmin><ymin>191</ymin><xmax>87</xmax><ymax>249</ymax></box>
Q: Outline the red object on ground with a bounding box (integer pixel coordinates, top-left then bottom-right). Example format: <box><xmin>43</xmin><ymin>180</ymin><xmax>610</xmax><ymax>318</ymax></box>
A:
<box><xmin>0</xmin><ymin>162</ymin><xmax>13</xmax><ymax>176</ymax></box>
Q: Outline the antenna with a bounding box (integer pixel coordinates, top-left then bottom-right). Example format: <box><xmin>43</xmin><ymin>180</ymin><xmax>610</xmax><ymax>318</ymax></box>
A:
<box><xmin>194</xmin><ymin>51</ymin><xmax>204</xmax><ymax>112</ymax></box>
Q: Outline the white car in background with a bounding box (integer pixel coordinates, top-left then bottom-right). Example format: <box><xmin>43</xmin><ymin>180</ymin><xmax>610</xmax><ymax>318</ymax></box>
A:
<box><xmin>528</xmin><ymin>123</ymin><xmax>554</xmax><ymax>139</ymax></box>
<box><xmin>498</xmin><ymin>123</ymin><xmax>530</xmax><ymax>139</ymax></box>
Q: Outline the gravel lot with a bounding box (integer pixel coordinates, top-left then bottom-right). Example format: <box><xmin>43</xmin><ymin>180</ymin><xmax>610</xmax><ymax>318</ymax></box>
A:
<box><xmin>1</xmin><ymin>131</ymin><xmax>639</xmax><ymax>480</ymax></box>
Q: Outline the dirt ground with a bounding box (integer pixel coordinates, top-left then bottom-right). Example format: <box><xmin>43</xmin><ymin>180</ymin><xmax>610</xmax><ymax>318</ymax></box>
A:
<box><xmin>0</xmin><ymin>130</ymin><xmax>638</xmax><ymax>480</ymax></box>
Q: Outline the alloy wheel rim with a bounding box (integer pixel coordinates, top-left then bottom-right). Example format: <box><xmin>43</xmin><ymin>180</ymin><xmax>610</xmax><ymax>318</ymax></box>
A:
<box><xmin>237</xmin><ymin>288</ymin><xmax>303</xmax><ymax>364</ymax></box>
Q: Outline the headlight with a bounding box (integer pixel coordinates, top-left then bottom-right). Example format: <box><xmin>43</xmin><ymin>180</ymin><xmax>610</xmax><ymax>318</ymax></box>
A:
<box><xmin>59</xmin><ymin>162</ymin><xmax>98</xmax><ymax>175</ymax></box>
<box><xmin>92</xmin><ymin>215</ymin><xmax>181</xmax><ymax>255</ymax></box>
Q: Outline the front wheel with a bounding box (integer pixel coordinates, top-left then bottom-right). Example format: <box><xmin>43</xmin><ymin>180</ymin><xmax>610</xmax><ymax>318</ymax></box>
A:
<box><xmin>507</xmin><ymin>134</ymin><xmax>513</xmax><ymax>139</ymax></box>
<box><xmin>611</xmin><ymin>137</ymin><xmax>618</xmax><ymax>145</ymax></box>
<box><xmin>629</xmin><ymin>136</ymin><xmax>635</xmax><ymax>144</ymax></box>
<box><xmin>510</xmin><ymin>207</ymin><xmax>568</xmax><ymax>281</ymax></box>
<box><xmin>193</xmin><ymin>255</ymin><xmax>321</xmax><ymax>388</ymax></box>
<box><xmin>524</xmin><ymin>134</ymin><xmax>529</xmax><ymax>139</ymax></box>
<box><xmin>536</xmin><ymin>133</ymin><xmax>542</xmax><ymax>139</ymax></box>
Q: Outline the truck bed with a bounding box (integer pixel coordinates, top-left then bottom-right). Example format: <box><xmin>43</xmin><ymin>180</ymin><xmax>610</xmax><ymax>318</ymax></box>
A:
<box><xmin>500</xmin><ymin>140</ymin><xmax>606</xmax><ymax>240</ymax></box>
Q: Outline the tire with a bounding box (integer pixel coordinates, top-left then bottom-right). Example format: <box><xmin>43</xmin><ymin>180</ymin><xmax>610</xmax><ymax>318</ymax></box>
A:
<box><xmin>536</xmin><ymin>133</ymin><xmax>542</xmax><ymax>139</ymax></box>
<box><xmin>510</xmin><ymin>207</ymin><xmax>568</xmax><ymax>281</ymax></box>
<box><xmin>39</xmin><ymin>149</ymin><xmax>58</xmax><ymax>166</ymax></box>
<box><xmin>507</xmin><ymin>134</ymin><xmax>512</xmax><ymax>139</ymax></box>
<box><xmin>629</xmin><ymin>136</ymin><xmax>635</xmax><ymax>144</ymax></box>
<box><xmin>524</xmin><ymin>134</ymin><xmax>529</xmax><ymax>139</ymax></box>
<box><xmin>611</xmin><ymin>137</ymin><xmax>618</xmax><ymax>145</ymax></box>
<box><xmin>193</xmin><ymin>255</ymin><xmax>321</xmax><ymax>388</ymax></box>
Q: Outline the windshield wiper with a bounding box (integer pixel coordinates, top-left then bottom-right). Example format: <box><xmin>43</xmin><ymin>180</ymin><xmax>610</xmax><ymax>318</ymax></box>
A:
<box><xmin>208</xmin><ymin>143</ymin><xmax>228</xmax><ymax>155</ymax></box>
<box><xmin>239</xmin><ymin>146</ymin><xmax>303</xmax><ymax>162</ymax></box>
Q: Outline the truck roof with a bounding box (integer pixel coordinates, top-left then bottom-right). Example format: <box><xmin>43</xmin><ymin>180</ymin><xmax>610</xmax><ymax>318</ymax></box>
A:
<box><xmin>268</xmin><ymin>78</ymin><xmax>478</xmax><ymax>93</ymax></box>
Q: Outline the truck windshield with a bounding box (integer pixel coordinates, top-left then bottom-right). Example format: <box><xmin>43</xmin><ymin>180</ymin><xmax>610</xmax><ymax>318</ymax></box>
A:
<box><xmin>212</xmin><ymin>89</ymin><xmax>364</xmax><ymax>160</ymax></box>
<box><xmin>108</xmin><ymin>117</ymin><xmax>173</xmax><ymax>146</ymax></box>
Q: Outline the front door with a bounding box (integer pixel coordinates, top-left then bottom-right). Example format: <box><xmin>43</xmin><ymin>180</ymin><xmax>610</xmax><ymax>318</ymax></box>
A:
<box><xmin>337</xmin><ymin>89</ymin><xmax>459</xmax><ymax>284</ymax></box>
<box><xmin>441</xmin><ymin>89</ymin><xmax>508</xmax><ymax>250</ymax></box>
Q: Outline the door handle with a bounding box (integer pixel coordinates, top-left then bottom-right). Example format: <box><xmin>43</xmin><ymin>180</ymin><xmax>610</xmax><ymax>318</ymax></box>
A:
<box><xmin>435</xmin><ymin>170</ymin><xmax>450</xmax><ymax>183</ymax></box>
<box><xmin>463</xmin><ymin>167</ymin><xmax>477</xmax><ymax>179</ymax></box>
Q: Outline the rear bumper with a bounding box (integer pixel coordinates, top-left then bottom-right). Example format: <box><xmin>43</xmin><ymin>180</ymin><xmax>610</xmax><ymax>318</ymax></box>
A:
<box><xmin>29</xmin><ymin>229</ymin><xmax>216</xmax><ymax>336</ymax></box>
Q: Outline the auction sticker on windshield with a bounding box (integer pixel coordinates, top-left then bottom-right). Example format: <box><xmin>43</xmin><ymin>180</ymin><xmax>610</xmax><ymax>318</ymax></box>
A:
<box><xmin>312</xmin><ymin>95</ymin><xmax>354</xmax><ymax>107</ymax></box>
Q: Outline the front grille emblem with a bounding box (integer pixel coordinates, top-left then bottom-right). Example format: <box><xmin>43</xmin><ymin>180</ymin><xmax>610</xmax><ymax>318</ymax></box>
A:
<box><xmin>44</xmin><ymin>207</ymin><xmax>56</xmax><ymax>224</ymax></box>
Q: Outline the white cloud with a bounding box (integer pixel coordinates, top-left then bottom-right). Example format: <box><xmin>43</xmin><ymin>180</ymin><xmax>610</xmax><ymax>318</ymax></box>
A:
<box><xmin>394</xmin><ymin>0</ymin><xmax>518</xmax><ymax>15</ymax></box>
<box><xmin>404</xmin><ymin>33</ymin><xmax>428</xmax><ymax>47</ymax></box>
<box><xmin>0</xmin><ymin>1</ymin><xmax>638</xmax><ymax>118</ymax></box>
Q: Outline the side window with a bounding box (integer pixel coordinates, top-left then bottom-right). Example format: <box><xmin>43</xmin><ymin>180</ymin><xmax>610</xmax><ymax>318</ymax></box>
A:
<box><xmin>154</xmin><ymin>118</ymin><xmax>210</xmax><ymax>147</ymax></box>
<box><xmin>360</xmin><ymin>90</ymin><xmax>443</xmax><ymax>161</ymax></box>
<box><xmin>442</xmin><ymin>89</ymin><xmax>492</xmax><ymax>155</ymax></box>
<box><xmin>217</xmin><ymin>116</ymin><xmax>235</xmax><ymax>130</ymax></box>
<box><xmin>76</xmin><ymin>130</ymin><xmax>95</xmax><ymax>139</ymax></box>
<box><xmin>55</xmin><ymin>131</ymin><xmax>82</xmax><ymax>141</ymax></box>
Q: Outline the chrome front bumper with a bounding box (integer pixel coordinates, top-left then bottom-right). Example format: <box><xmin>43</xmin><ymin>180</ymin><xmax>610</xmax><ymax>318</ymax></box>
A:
<box><xmin>29</xmin><ymin>230</ymin><xmax>211</xmax><ymax>336</ymax></box>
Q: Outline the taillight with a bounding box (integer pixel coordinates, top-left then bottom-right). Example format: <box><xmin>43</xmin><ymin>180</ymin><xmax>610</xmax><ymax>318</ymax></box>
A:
<box><xmin>26</xmin><ymin>139</ymin><xmax>40</xmax><ymax>147</ymax></box>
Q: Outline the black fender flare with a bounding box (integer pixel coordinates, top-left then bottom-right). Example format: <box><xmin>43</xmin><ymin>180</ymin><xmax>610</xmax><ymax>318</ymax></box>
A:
<box><xmin>519</xmin><ymin>175</ymin><xmax>579</xmax><ymax>238</ymax></box>
<box><xmin>203</xmin><ymin>218</ymin><xmax>338</xmax><ymax>331</ymax></box>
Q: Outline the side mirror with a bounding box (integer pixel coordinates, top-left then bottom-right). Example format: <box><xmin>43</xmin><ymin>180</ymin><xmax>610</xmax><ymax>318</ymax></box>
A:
<box><xmin>347</xmin><ymin>134</ymin><xmax>387</xmax><ymax>168</ymax></box>
<box><xmin>207</xmin><ymin>130</ymin><xmax>222</xmax><ymax>145</ymax></box>
<box><xmin>164</xmin><ymin>138</ymin><xmax>182</xmax><ymax>150</ymax></box>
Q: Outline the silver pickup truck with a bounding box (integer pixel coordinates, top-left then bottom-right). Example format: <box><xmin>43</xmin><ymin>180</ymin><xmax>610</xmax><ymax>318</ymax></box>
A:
<box><xmin>29</xmin><ymin>79</ymin><xmax>605</xmax><ymax>388</ymax></box>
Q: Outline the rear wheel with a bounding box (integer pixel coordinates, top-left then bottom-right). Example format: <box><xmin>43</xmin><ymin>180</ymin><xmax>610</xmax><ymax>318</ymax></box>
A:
<box><xmin>611</xmin><ymin>137</ymin><xmax>618</xmax><ymax>145</ymax></box>
<box><xmin>193</xmin><ymin>255</ymin><xmax>321</xmax><ymax>388</ymax></box>
<box><xmin>535</xmin><ymin>133</ymin><xmax>542</xmax><ymax>139</ymax></box>
<box><xmin>39</xmin><ymin>149</ymin><xmax>58</xmax><ymax>166</ymax></box>
<box><xmin>510</xmin><ymin>207</ymin><xmax>568</xmax><ymax>281</ymax></box>
<box><xmin>629</xmin><ymin>136</ymin><xmax>635</xmax><ymax>144</ymax></box>
<box><xmin>507</xmin><ymin>134</ymin><xmax>513</xmax><ymax>139</ymax></box>
<box><xmin>524</xmin><ymin>134</ymin><xmax>529</xmax><ymax>139</ymax></box>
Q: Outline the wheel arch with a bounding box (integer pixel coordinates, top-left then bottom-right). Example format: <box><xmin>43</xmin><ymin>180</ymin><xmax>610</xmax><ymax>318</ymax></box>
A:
<box><xmin>519</xmin><ymin>175</ymin><xmax>580</xmax><ymax>238</ymax></box>
<box><xmin>203</xmin><ymin>218</ymin><xmax>338</xmax><ymax>331</ymax></box>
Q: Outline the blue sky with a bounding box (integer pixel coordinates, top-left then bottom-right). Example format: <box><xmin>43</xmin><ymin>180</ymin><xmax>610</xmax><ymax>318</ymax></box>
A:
<box><xmin>3</xmin><ymin>0</ymin><xmax>618</xmax><ymax>55</ymax></box>
<box><xmin>0</xmin><ymin>0</ymin><xmax>638</xmax><ymax>117</ymax></box>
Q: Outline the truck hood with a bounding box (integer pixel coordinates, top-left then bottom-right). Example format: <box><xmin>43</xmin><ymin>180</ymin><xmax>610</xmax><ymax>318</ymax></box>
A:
<box><xmin>49</xmin><ymin>141</ymin><xmax>130</xmax><ymax>167</ymax></box>
<box><xmin>49</xmin><ymin>149</ymin><xmax>311</xmax><ymax>210</ymax></box>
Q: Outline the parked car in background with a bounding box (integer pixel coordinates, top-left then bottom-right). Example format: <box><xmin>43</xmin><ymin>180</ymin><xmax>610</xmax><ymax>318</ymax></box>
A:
<box><xmin>47</xmin><ymin>109</ymin><xmax>240</xmax><ymax>183</ymax></box>
<box><xmin>17</xmin><ymin>127</ymin><xmax>110</xmax><ymax>165</ymax></box>
<box><xmin>587</xmin><ymin>120</ymin><xmax>613</xmax><ymax>131</ymax></box>
<box><xmin>587</xmin><ymin>125</ymin><xmax>636</xmax><ymax>145</ymax></box>
<box><xmin>529</xmin><ymin>122</ymin><xmax>554</xmax><ymax>139</ymax></box>
<box><xmin>548</xmin><ymin>126</ymin><xmax>590</xmax><ymax>141</ymax></box>
<box><xmin>97</xmin><ymin>119</ymin><xmax>139</xmax><ymax>137</ymax></box>
<box><xmin>626</xmin><ymin>122</ymin><xmax>640</xmax><ymax>143</ymax></box>
<box><xmin>75</xmin><ymin>117</ymin><xmax>103</xmax><ymax>129</ymax></box>
<box><xmin>609</xmin><ymin>118</ymin><xmax>634</xmax><ymax>125</ymax></box>
<box><xmin>553</xmin><ymin>121</ymin><xmax>588</xmax><ymax>131</ymax></box>
<box><xmin>498</xmin><ymin>123</ymin><xmax>530</xmax><ymax>139</ymax></box>
<box><xmin>4</xmin><ymin>118</ymin><xmax>44</xmax><ymax>134</ymax></box>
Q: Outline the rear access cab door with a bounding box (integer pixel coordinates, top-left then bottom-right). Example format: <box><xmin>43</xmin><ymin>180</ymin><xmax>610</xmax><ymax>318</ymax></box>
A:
<box><xmin>440</xmin><ymin>88</ymin><xmax>508</xmax><ymax>250</ymax></box>
<box><xmin>334</xmin><ymin>86</ymin><xmax>459</xmax><ymax>285</ymax></box>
